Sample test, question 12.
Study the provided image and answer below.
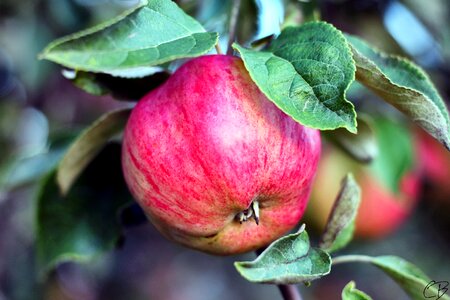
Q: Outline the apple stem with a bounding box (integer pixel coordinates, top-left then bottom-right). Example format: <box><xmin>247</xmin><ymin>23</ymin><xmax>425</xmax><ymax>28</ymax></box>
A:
<box><xmin>253</xmin><ymin>200</ymin><xmax>260</xmax><ymax>225</ymax></box>
<box><xmin>237</xmin><ymin>200</ymin><xmax>260</xmax><ymax>224</ymax></box>
<box><xmin>215</xmin><ymin>44</ymin><xmax>223</xmax><ymax>55</ymax></box>
<box><xmin>226</xmin><ymin>0</ymin><xmax>242</xmax><ymax>55</ymax></box>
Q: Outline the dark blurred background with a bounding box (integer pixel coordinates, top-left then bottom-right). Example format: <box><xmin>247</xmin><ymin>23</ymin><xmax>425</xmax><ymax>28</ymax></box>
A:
<box><xmin>0</xmin><ymin>0</ymin><xmax>449</xmax><ymax>299</ymax></box>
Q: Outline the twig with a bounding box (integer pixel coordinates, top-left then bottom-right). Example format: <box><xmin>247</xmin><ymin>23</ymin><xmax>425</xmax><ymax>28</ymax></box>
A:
<box><xmin>226</xmin><ymin>0</ymin><xmax>242</xmax><ymax>55</ymax></box>
<box><xmin>278</xmin><ymin>284</ymin><xmax>303</xmax><ymax>300</ymax></box>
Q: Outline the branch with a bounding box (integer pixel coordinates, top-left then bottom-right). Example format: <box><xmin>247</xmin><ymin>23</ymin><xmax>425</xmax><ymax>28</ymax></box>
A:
<box><xmin>226</xmin><ymin>0</ymin><xmax>242</xmax><ymax>55</ymax></box>
<box><xmin>278</xmin><ymin>284</ymin><xmax>303</xmax><ymax>300</ymax></box>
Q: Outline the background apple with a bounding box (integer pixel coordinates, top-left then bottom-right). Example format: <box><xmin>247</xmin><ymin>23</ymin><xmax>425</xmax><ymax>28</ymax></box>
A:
<box><xmin>416</xmin><ymin>128</ymin><xmax>450</xmax><ymax>204</ymax></box>
<box><xmin>121</xmin><ymin>55</ymin><xmax>321</xmax><ymax>255</ymax></box>
<box><xmin>306</xmin><ymin>118</ymin><xmax>421</xmax><ymax>239</ymax></box>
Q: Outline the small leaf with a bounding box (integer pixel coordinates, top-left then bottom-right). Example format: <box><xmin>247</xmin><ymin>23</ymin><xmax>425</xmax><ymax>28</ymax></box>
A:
<box><xmin>319</xmin><ymin>174</ymin><xmax>361</xmax><ymax>253</ymax></box>
<box><xmin>234</xmin><ymin>22</ymin><xmax>357</xmax><ymax>133</ymax></box>
<box><xmin>57</xmin><ymin>108</ymin><xmax>131</xmax><ymax>194</ymax></box>
<box><xmin>342</xmin><ymin>281</ymin><xmax>373</xmax><ymax>300</ymax></box>
<box><xmin>66</xmin><ymin>70</ymin><xmax>170</xmax><ymax>100</ymax></box>
<box><xmin>346</xmin><ymin>34</ymin><xmax>450</xmax><ymax>150</ymax></box>
<box><xmin>39</xmin><ymin>0</ymin><xmax>218</xmax><ymax>76</ymax></box>
<box><xmin>324</xmin><ymin>115</ymin><xmax>378</xmax><ymax>163</ymax></box>
<box><xmin>36</xmin><ymin>143</ymin><xmax>133</xmax><ymax>274</ymax></box>
<box><xmin>372</xmin><ymin>256</ymin><xmax>450</xmax><ymax>300</ymax></box>
<box><xmin>234</xmin><ymin>226</ymin><xmax>331</xmax><ymax>284</ymax></box>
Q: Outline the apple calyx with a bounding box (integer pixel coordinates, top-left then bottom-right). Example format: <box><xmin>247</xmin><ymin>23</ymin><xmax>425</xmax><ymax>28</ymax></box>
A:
<box><xmin>237</xmin><ymin>199</ymin><xmax>260</xmax><ymax>225</ymax></box>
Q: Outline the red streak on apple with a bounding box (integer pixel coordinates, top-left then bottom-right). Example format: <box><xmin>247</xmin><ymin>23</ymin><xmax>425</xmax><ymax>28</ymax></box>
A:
<box><xmin>122</xmin><ymin>55</ymin><xmax>321</xmax><ymax>255</ymax></box>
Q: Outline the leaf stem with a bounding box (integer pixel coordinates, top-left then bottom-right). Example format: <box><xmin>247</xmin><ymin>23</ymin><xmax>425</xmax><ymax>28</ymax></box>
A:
<box><xmin>332</xmin><ymin>254</ymin><xmax>374</xmax><ymax>265</ymax></box>
<box><xmin>226</xmin><ymin>0</ymin><xmax>242</xmax><ymax>55</ymax></box>
<box><xmin>278</xmin><ymin>284</ymin><xmax>303</xmax><ymax>300</ymax></box>
<box><xmin>215</xmin><ymin>44</ymin><xmax>223</xmax><ymax>55</ymax></box>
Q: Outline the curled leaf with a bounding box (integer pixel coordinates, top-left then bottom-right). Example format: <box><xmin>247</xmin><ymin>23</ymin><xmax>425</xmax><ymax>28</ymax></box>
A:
<box><xmin>319</xmin><ymin>174</ymin><xmax>361</xmax><ymax>253</ymax></box>
<box><xmin>57</xmin><ymin>108</ymin><xmax>131</xmax><ymax>194</ymax></box>
<box><xmin>342</xmin><ymin>281</ymin><xmax>372</xmax><ymax>300</ymax></box>
<box><xmin>346</xmin><ymin>34</ymin><xmax>450</xmax><ymax>150</ymax></box>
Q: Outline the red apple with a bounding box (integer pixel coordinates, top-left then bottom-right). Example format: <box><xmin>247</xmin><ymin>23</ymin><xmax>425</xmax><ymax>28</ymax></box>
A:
<box><xmin>121</xmin><ymin>55</ymin><xmax>321</xmax><ymax>255</ymax></box>
<box><xmin>307</xmin><ymin>146</ymin><xmax>420</xmax><ymax>239</ymax></box>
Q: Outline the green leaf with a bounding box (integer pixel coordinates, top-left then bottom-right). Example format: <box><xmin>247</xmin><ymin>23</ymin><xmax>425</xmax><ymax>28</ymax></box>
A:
<box><xmin>36</xmin><ymin>143</ymin><xmax>133</xmax><ymax>274</ymax></box>
<box><xmin>342</xmin><ymin>281</ymin><xmax>372</xmax><ymax>300</ymax></box>
<box><xmin>333</xmin><ymin>255</ymin><xmax>450</xmax><ymax>300</ymax></box>
<box><xmin>319</xmin><ymin>174</ymin><xmax>361</xmax><ymax>253</ymax></box>
<box><xmin>57</xmin><ymin>108</ymin><xmax>131</xmax><ymax>195</ymax></box>
<box><xmin>234</xmin><ymin>22</ymin><xmax>357</xmax><ymax>133</ymax></box>
<box><xmin>39</xmin><ymin>0</ymin><xmax>218</xmax><ymax>76</ymax></box>
<box><xmin>65</xmin><ymin>69</ymin><xmax>170</xmax><ymax>100</ymax></box>
<box><xmin>346</xmin><ymin>34</ymin><xmax>450</xmax><ymax>150</ymax></box>
<box><xmin>369</xmin><ymin>117</ymin><xmax>414</xmax><ymax>193</ymax></box>
<box><xmin>372</xmin><ymin>256</ymin><xmax>450</xmax><ymax>300</ymax></box>
<box><xmin>234</xmin><ymin>225</ymin><xmax>331</xmax><ymax>284</ymax></box>
<box><xmin>324</xmin><ymin>115</ymin><xmax>378</xmax><ymax>163</ymax></box>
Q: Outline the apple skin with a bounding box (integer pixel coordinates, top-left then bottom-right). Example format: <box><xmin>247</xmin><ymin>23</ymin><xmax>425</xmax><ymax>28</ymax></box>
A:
<box><xmin>121</xmin><ymin>55</ymin><xmax>321</xmax><ymax>255</ymax></box>
<box><xmin>307</xmin><ymin>147</ymin><xmax>420</xmax><ymax>239</ymax></box>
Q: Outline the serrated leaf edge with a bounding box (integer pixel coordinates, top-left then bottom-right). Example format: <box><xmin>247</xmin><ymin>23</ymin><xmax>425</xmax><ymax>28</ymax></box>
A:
<box><xmin>280</xmin><ymin>21</ymin><xmax>358</xmax><ymax>132</ymax></box>
<box><xmin>233</xmin><ymin>21</ymin><xmax>358</xmax><ymax>133</ymax></box>
<box><xmin>234</xmin><ymin>228</ymin><xmax>331</xmax><ymax>284</ymax></box>
<box><xmin>39</xmin><ymin>1</ymin><xmax>148</xmax><ymax>59</ymax></box>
